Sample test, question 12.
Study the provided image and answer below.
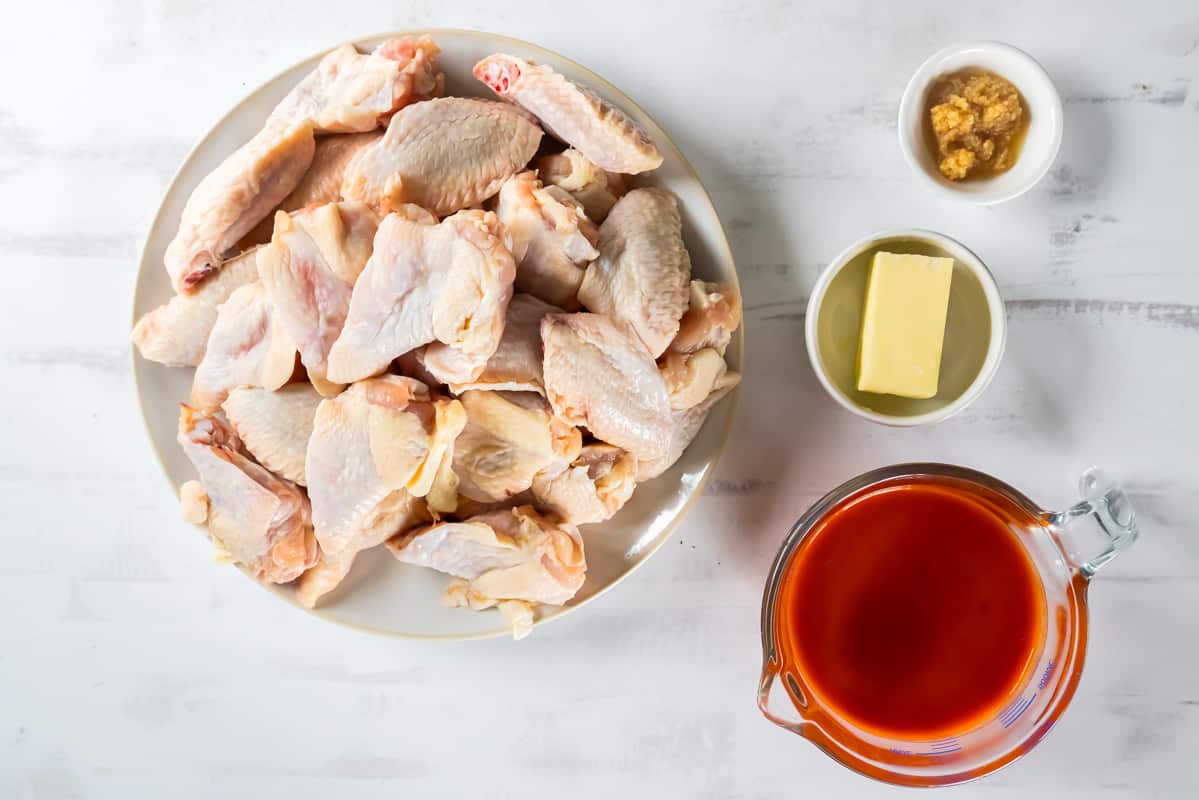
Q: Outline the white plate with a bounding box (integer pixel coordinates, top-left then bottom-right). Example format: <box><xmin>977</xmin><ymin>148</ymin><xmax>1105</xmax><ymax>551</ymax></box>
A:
<box><xmin>132</xmin><ymin>29</ymin><xmax>742</xmax><ymax>640</ymax></box>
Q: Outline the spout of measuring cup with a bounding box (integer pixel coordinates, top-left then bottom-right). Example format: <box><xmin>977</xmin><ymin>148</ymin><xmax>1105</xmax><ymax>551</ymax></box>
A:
<box><xmin>1047</xmin><ymin>467</ymin><xmax>1139</xmax><ymax>579</ymax></box>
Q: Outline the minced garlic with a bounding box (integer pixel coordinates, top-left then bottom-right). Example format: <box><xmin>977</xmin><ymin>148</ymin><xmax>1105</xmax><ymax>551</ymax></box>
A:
<box><xmin>926</xmin><ymin>70</ymin><xmax>1027</xmax><ymax>181</ymax></box>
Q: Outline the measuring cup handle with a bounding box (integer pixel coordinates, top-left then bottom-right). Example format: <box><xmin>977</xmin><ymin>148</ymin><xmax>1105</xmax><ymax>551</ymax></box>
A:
<box><xmin>1047</xmin><ymin>467</ymin><xmax>1139</xmax><ymax>579</ymax></box>
<box><xmin>758</xmin><ymin>661</ymin><xmax>807</xmax><ymax>735</ymax></box>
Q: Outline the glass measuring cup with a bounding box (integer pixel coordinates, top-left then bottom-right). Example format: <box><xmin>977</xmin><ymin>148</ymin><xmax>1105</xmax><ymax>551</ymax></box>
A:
<box><xmin>758</xmin><ymin>463</ymin><xmax>1138</xmax><ymax>787</ymax></box>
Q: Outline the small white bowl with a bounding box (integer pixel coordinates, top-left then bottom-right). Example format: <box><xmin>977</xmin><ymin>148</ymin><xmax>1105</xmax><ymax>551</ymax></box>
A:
<box><xmin>805</xmin><ymin>229</ymin><xmax>1006</xmax><ymax>427</ymax></box>
<box><xmin>898</xmin><ymin>41</ymin><xmax>1063</xmax><ymax>205</ymax></box>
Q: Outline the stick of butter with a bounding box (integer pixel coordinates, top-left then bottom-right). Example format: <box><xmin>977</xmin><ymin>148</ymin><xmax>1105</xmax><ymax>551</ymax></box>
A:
<box><xmin>856</xmin><ymin>251</ymin><xmax>954</xmax><ymax>399</ymax></box>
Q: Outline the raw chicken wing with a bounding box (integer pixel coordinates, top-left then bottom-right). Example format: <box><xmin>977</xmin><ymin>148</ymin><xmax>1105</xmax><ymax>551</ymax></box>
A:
<box><xmin>280</xmin><ymin>131</ymin><xmax>384</xmax><ymax>209</ymax></box>
<box><xmin>326</xmin><ymin>209</ymin><xmax>515</xmax><ymax>384</ymax></box>
<box><xmin>240</xmin><ymin>131</ymin><xmax>382</xmax><ymax>247</ymax></box>
<box><xmin>578</xmin><ymin>188</ymin><xmax>691</xmax><ymax>357</ymax></box>
<box><xmin>453</xmin><ymin>391</ymin><xmax>582</xmax><ymax>503</ymax></box>
<box><xmin>495</xmin><ymin>171</ymin><xmax>598</xmax><ymax>309</ymax></box>
<box><xmin>222</xmin><ymin>384</ymin><xmax>323</xmax><ymax>486</ymax></box>
<box><xmin>165</xmin><ymin>122</ymin><xmax>316</xmax><ymax>292</ymax></box>
<box><xmin>177</xmin><ymin>405</ymin><xmax>317</xmax><ymax>583</ymax></box>
<box><xmin>191</xmin><ymin>282</ymin><xmax>296</xmax><ymax>411</ymax></box>
<box><xmin>305</xmin><ymin>376</ymin><xmax>465</xmax><ymax>558</ymax></box>
<box><xmin>537</xmin><ymin>149</ymin><xmax>626</xmax><ymax>223</ymax></box>
<box><xmin>446</xmin><ymin>293</ymin><xmax>559</xmax><ymax>395</ymax></box>
<box><xmin>541</xmin><ymin>313</ymin><xmax>672</xmax><ymax>459</ymax></box>
<box><xmin>270</xmin><ymin>36</ymin><xmax>442</xmax><ymax>133</ymax></box>
<box><xmin>341</xmin><ymin>97</ymin><xmax>542</xmax><ymax>216</ymax></box>
<box><xmin>133</xmin><ymin>247</ymin><xmax>260</xmax><ymax>367</ymax></box>
<box><xmin>659</xmin><ymin>348</ymin><xmax>730</xmax><ymax>410</ymax></box>
<box><xmin>296</xmin><ymin>492</ymin><xmax>430</xmax><ymax>608</ymax></box>
<box><xmin>532</xmin><ymin>444</ymin><xmax>636</xmax><ymax>525</ymax></box>
<box><xmin>257</xmin><ymin>202</ymin><xmax>379</xmax><ymax>394</ymax></box>
<box><xmin>474</xmin><ymin>54</ymin><xmax>662</xmax><ymax>174</ymax></box>
<box><xmin>165</xmin><ymin>37</ymin><xmax>440</xmax><ymax>292</ymax></box>
<box><xmin>388</xmin><ymin>505</ymin><xmax>586</xmax><ymax>607</ymax></box>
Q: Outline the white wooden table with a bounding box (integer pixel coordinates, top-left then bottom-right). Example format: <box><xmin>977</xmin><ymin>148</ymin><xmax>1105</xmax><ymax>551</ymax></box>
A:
<box><xmin>2</xmin><ymin>1</ymin><xmax>1196</xmax><ymax>797</ymax></box>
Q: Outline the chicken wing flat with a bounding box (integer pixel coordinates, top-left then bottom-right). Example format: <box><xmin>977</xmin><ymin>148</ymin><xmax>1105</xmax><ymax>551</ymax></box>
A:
<box><xmin>177</xmin><ymin>405</ymin><xmax>317</xmax><ymax>583</ymax></box>
<box><xmin>452</xmin><ymin>390</ymin><xmax>582</xmax><ymax>503</ymax></box>
<box><xmin>577</xmin><ymin>188</ymin><xmax>691</xmax><ymax>357</ymax></box>
<box><xmin>541</xmin><ymin>312</ymin><xmax>672</xmax><ymax>460</ymax></box>
<box><xmin>531</xmin><ymin>443</ymin><xmax>636</xmax><ymax>525</ymax></box>
<box><xmin>388</xmin><ymin>505</ymin><xmax>585</xmax><ymax>607</ymax></box>
<box><xmin>325</xmin><ymin>208</ymin><xmax>515</xmax><ymax>384</ymax></box>
<box><xmin>165</xmin><ymin>122</ymin><xmax>316</xmax><ymax>293</ymax></box>
<box><xmin>269</xmin><ymin>37</ymin><xmax>442</xmax><ymax>134</ymax></box>
<box><xmin>257</xmin><ymin>202</ymin><xmax>379</xmax><ymax>394</ymax></box>
<box><xmin>305</xmin><ymin>376</ymin><xmax>465</xmax><ymax>558</ymax></box>
<box><xmin>190</xmin><ymin>282</ymin><xmax>296</xmax><ymax>411</ymax></box>
<box><xmin>341</xmin><ymin>97</ymin><xmax>543</xmax><ymax>216</ymax></box>
<box><xmin>474</xmin><ymin>53</ymin><xmax>662</xmax><ymax>174</ymax></box>
<box><xmin>222</xmin><ymin>384</ymin><xmax>323</xmax><ymax>486</ymax></box>
<box><xmin>240</xmin><ymin>131</ymin><xmax>383</xmax><ymax>247</ymax></box>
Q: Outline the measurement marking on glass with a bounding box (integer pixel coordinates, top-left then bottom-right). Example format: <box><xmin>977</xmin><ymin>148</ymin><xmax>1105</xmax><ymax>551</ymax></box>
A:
<box><xmin>1038</xmin><ymin>660</ymin><xmax>1056</xmax><ymax>690</ymax></box>
<box><xmin>1000</xmin><ymin>693</ymin><xmax>1037</xmax><ymax>728</ymax></box>
<box><xmin>922</xmin><ymin>737</ymin><xmax>962</xmax><ymax>755</ymax></box>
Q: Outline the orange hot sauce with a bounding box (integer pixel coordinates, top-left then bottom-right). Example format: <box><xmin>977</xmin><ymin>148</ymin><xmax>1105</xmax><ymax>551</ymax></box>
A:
<box><xmin>775</xmin><ymin>480</ymin><xmax>1047</xmax><ymax>739</ymax></box>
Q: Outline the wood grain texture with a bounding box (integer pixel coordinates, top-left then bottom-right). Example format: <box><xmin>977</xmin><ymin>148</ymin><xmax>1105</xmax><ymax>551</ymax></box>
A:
<box><xmin>1</xmin><ymin>1</ymin><xmax>1196</xmax><ymax>797</ymax></box>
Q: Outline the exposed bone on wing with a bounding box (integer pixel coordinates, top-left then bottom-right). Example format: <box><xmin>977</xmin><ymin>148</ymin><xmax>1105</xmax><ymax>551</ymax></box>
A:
<box><xmin>531</xmin><ymin>444</ymin><xmax>636</xmax><ymax>525</ymax></box>
<box><xmin>671</xmin><ymin>280</ymin><xmax>742</xmax><ymax>356</ymax></box>
<box><xmin>474</xmin><ymin>54</ymin><xmax>662</xmax><ymax>174</ymax></box>
<box><xmin>222</xmin><ymin>384</ymin><xmax>323</xmax><ymax>486</ymax></box>
<box><xmin>305</xmin><ymin>376</ymin><xmax>465</xmax><ymax>558</ymax></box>
<box><xmin>495</xmin><ymin>171</ymin><xmax>598</xmax><ymax>309</ymax></box>
<box><xmin>388</xmin><ymin>505</ymin><xmax>586</xmax><ymax>607</ymax></box>
<box><xmin>191</xmin><ymin>282</ymin><xmax>296</xmax><ymax>411</ymax></box>
<box><xmin>133</xmin><ymin>247</ymin><xmax>261</xmax><ymax>367</ymax></box>
<box><xmin>177</xmin><ymin>405</ymin><xmax>317</xmax><ymax>583</ymax></box>
<box><xmin>541</xmin><ymin>313</ymin><xmax>672</xmax><ymax>460</ymax></box>
<box><xmin>341</xmin><ymin>97</ymin><xmax>542</xmax><ymax>216</ymax></box>
<box><xmin>659</xmin><ymin>348</ymin><xmax>729</xmax><ymax>410</ymax></box>
<box><xmin>257</xmin><ymin>202</ymin><xmax>379</xmax><ymax>394</ymax></box>
<box><xmin>452</xmin><ymin>391</ymin><xmax>582</xmax><ymax>503</ymax></box>
<box><xmin>537</xmin><ymin>149</ymin><xmax>626</xmax><ymax>223</ymax></box>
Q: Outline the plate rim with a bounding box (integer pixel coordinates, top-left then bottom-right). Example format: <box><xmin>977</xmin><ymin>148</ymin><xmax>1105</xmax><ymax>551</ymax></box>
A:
<box><xmin>131</xmin><ymin>27</ymin><xmax>744</xmax><ymax>641</ymax></box>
